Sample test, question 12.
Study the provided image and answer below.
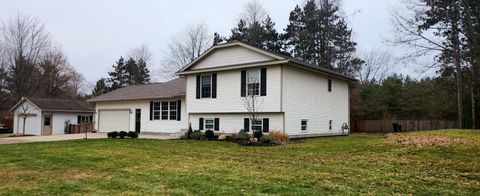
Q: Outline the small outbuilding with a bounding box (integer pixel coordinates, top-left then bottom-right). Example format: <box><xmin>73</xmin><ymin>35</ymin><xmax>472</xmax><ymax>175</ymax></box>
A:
<box><xmin>10</xmin><ymin>97</ymin><xmax>94</xmax><ymax>136</ymax></box>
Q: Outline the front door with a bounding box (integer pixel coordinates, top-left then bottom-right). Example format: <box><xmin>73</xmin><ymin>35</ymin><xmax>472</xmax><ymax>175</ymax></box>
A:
<box><xmin>43</xmin><ymin>114</ymin><xmax>52</xmax><ymax>135</ymax></box>
<box><xmin>135</xmin><ymin>109</ymin><xmax>141</xmax><ymax>133</ymax></box>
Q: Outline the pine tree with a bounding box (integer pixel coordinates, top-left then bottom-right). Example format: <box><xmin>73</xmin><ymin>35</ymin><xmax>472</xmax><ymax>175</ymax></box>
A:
<box><xmin>213</xmin><ymin>32</ymin><xmax>226</xmax><ymax>45</ymax></box>
<box><xmin>125</xmin><ymin>57</ymin><xmax>138</xmax><ymax>85</ymax></box>
<box><xmin>284</xmin><ymin>0</ymin><xmax>363</xmax><ymax>76</ymax></box>
<box><xmin>135</xmin><ymin>58</ymin><xmax>150</xmax><ymax>85</ymax></box>
<box><xmin>108</xmin><ymin>57</ymin><xmax>127</xmax><ymax>90</ymax></box>
<box><xmin>92</xmin><ymin>78</ymin><xmax>108</xmax><ymax>96</ymax></box>
<box><xmin>228</xmin><ymin>17</ymin><xmax>284</xmax><ymax>53</ymax></box>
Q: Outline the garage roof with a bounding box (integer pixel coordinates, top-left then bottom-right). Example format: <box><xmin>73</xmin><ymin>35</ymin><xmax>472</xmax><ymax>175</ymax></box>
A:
<box><xmin>88</xmin><ymin>78</ymin><xmax>186</xmax><ymax>102</ymax></box>
<box><xmin>10</xmin><ymin>97</ymin><xmax>94</xmax><ymax>113</ymax></box>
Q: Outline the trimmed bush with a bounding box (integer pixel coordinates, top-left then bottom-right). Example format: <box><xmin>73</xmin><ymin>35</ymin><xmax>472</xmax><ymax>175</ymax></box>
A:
<box><xmin>107</xmin><ymin>131</ymin><xmax>118</xmax><ymax>138</ymax></box>
<box><xmin>233</xmin><ymin>129</ymin><xmax>250</xmax><ymax>141</ymax></box>
<box><xmin>259</xmin><ymin>134</ymin><xmax>272</xmax><ymax>144</ymax></box>
<box><xmin>191</xmin><ymin>130</ymin><xmax>202</xmax><ymax>140</ymax></box>
<box><xmin>270</xmin><ymin>131</ymin><xmax>289</xmax><ymax>145</ymax></box>
<box><xmin>205</xmin><ymin>130</ymin><xmax>215</xmax><ymax>140</ymax></box>
<box><xmin>128</xmin><ymin>131</ymin><xmax>139</xmax><ymax>139</ymax></box>
<box><xmin>119</xmin><ymin>131</ymin><xmax>128</xmax><ymax>139</ymax></box>
<box><xmin>253</xmin><ymin>130</ymin><xmax>263</xmax><ymax>139</ymax></box>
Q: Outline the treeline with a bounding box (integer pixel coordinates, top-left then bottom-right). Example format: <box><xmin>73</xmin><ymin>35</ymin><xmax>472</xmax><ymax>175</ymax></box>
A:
<box><xmin>0</xmin><ymin>14</ymin><xmax>84</xmax><ymax>112</ymax></box>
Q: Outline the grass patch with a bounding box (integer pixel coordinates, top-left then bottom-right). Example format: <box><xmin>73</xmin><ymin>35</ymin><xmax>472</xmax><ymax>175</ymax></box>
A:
<box><xmin>0</xmin><ymin>129</ymin><xmax>479</xmax><ymax>195</ymax></box>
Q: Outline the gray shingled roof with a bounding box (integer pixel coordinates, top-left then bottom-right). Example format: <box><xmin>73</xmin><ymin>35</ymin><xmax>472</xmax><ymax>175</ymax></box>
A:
<box><xmin>88</xmin><ymin>78</ymin><xmax>186</xmax><ymax>102</ymax></box>
<box><xmin>23</xmin><ymin>97</ymin><xmax>94</xmax><ymax>112</ymax></box>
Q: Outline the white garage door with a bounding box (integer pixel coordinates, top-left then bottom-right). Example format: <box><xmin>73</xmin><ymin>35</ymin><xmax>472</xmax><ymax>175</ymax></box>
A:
<box><xmin>98</xmin><ymin>110</ymin><xmax>130</xmax><ymax>132</ymax></box>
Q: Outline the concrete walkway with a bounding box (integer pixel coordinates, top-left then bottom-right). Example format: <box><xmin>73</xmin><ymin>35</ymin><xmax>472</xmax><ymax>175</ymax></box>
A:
<box><xmin>0</xmin><ymin>132</ymin><xmax>179</xmax><ymax>145</ymax></box>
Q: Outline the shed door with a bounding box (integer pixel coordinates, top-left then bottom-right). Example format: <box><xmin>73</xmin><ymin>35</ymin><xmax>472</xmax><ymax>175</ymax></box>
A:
<box><xmin>98</xmin><ymin>110</ymin><xmax>130</xmax><ymax>132</ymax></box>
<box><xmin>43</xmin><ymin>114</ymin><xmax>52</xmax><ymax>135</ymax></box>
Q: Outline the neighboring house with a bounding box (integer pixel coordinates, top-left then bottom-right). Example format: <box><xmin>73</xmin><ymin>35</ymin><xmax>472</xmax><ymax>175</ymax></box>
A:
<box><xmin>89</xmin><ymin>41</ymin><xmax>354</xmax><ymax>137</ymax></box>
<box><xmin>10</xmin><ymin>97</ymin><xmax>94</xmax><ymax>136</ymax></box>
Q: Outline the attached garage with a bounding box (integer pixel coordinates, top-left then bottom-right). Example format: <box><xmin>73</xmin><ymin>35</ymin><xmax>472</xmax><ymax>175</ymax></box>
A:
<box><xmin>98</xmin><ymin>110</ymin><xmax>130</xmax><ymax>132</ymax></box>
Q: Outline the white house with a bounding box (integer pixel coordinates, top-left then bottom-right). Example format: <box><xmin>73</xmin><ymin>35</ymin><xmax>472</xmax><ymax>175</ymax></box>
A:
<box><xmin>10</xmin><ymin>97</ymin><xmax>94</xmax><ymax>135</ymax></box>
<box><xmin>89</xmin><ymin>41</ymin><xmax>354</xmax><ymax>138</ymax></box>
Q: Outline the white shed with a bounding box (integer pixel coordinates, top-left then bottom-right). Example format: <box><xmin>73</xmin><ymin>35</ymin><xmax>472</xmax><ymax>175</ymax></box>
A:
<box><xmin>10</xmin><ymin>97</ymin><xmax>94</xmax><ymax>136</ymax></box>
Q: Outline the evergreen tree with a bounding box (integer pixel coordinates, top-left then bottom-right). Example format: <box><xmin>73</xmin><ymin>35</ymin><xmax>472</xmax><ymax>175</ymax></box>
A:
<box><xmin>92</xmin><ymin>78</ymin><xmax>108</xmax><ymax>96</ymax></box>
<box><xmin>213</xmin><ymin>32</ymin><xmax>226</xmax><ymax>45</ymax></box>
<box><xmin>108</xmin><ymin>57</ymin><xmax>127</xmax><ymax>90</ymax></box>
<box><xmin>125</xmin><ymin>57</ymin><xmax>138</xmax><ymax>85</ymax></box>
<box><xmin>229</xmin><ymin>17</ymin><xmax>284</xmax><ymax>53</ymax></box>
<box><xmin>284</xmin><ymin>0</ymin><xmax>363</xmax><ymax>76</ymax></box>
<box><xmin>135</xmin><ymin>58</ymin><xmax>150</xmax><ymax>85</ymax></box>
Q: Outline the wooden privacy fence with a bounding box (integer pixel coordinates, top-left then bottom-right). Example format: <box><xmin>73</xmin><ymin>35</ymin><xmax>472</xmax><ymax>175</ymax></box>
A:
<box><xmin>350</xmin><ymin>120</ymin><xmax>457</xmax><ymax>133</ymax></box>
<box><xmin>67</xmin><ymin>123</ymin><xmax>94</xmax><ymax>134</ymax></box>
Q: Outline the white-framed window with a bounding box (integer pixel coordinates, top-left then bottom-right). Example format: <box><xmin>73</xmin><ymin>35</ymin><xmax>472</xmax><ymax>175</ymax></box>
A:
<box><xmin>205</xmin><ymin>118</ymin><xmax>214</xmax><ymax>130</ymax></box>
<box><xmin>78</xmin><ymin>115</ymin><xmax>93</xmax><ymax>124</ymax></box>
<box><xmin>153</xmin><ymin>101</ymin><xmax>177</xmax><ymax>121</ymax></box>
<box><xmin>201</xmin><ymin>74</ymin><xmax>212</xmax><ymax>98</ymax></box>
<box><xmin>153</xmin><ymin>102</ymin><xmax>161</xmax><ymax>120</ymax></box>
<box><xmin>169</xmin><ymin>101</ymin><xmax>177</xmax><ymax>120</ymax></box>
<box><xmin>329</xmin><ymin>120</ymin><xmax>333</xmax><ymax>130</ymax></box>
<box><xmin>301</xmin><ymin>119</ymin><xmax>308</xmax><ymax>131</ymax></box>
<box><xmin>247</xmin><ymin>69</ymin><xmax>260</xmax><ymax>96</ymax></box>
<box><xmin>251</xmin><ymin>119</ymin><xmax>262</xmax><ymax>131</ymax></box>
<box><xmin>161</xmin><ymin>101</ymin><xmax>169</xmax><ymax>120</ymax></box>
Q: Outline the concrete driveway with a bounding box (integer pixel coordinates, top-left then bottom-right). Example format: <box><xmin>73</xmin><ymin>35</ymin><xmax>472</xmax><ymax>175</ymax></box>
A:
<box><xmin>0</xmin><ymin>132</ymin><xmax>179</xmax><ymax>145</ymax></box>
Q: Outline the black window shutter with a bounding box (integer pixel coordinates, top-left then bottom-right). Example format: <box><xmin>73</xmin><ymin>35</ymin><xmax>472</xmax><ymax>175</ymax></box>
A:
<box><xmin>328</xmin><ymin>79</ymin><xmax>332</xmax><ymax>92</ymax></box>
<box><xmin>177</xmin><ymin>100</ymin><xmax>181</xmax><ymax>121</ymax></box>
<box><xmin>214</xmin><ymin>118</ymin><xmax>219</xmax><ymax>131</ymax></box>
<box><xmin>212</xmin><ymin>73</ymin><xmax>217</xmax><ymax>98</ymax></box>
<box><xmin>196</xmin><ymin>75</ymin><xmax>201</xmax><ymax>99</ymax></box>
<box><xmin>263</xmin><ymin>118</ymin><xmax>269</xmax><ymax>133</ymax></box>
<box><xmin>77</xmin><ymin>115</ymin><xmax>81</xmax><ymax>124</ymax></box>
<box><xmin>244</xmin><ymin>118</ymin><xmax>249</xmax><ymax>132</ymax></box>
<box><xmin>199</xmin><ymin>118</ymin><xmax>204</xmax><ymax>130</ymax></box>
<box><xmin>241</xmin><ymin>70</ymin><xmax>246</xmax><ymax>97</ymax></box>
<box><xmin>149</xmin><ymin>101</ymin><xmax>153</xmax><ymax>120</ymax></box>
<box><xmin>261</xmin><ymin>68</ymin><xmax>267</xmax><ymax>96</ymax></box>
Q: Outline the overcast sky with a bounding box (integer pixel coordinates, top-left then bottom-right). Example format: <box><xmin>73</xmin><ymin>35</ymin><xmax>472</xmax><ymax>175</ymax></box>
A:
<box><xmin>1</xmin><ymin>0</ymin><xmax>412</xmax><ymax>90</ymax></box>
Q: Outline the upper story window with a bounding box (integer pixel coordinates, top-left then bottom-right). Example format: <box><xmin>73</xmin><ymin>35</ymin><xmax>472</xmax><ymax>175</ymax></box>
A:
<box><xmin>247</xmin><ymin>69</ymin><xmax>260</xmax><ymax>96</ymax></box>
<box><xmin>201</xmin><ymin>74</ymin><xmax>212</xmax><ymax>98</ymax></box>
<box><xmin>328</xmin><ymin>79</ymin><xmax>332</xmax><ymax>92</ymax></box>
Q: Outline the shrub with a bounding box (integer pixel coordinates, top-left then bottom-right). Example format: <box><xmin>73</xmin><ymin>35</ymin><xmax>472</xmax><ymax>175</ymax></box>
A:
<box><xmin>128</xmin><ymin>131</ymin><xmax>139</xmax><ymax>139</ymax></box>
<box><xmin>205</xmin><ymin>129</ymin><xmax>215</xmax><ymax>140</ymax></box>
<box><xmin>191</xmin><ymin>130</ymin><xmax>203</xmax><ymax>140</ymax></box>
<box><xmin>233</xmin><ymin>129</ymin><xmax>250</xmax><ymax>141</ymax></box>
<box><xmin>119</xmin><ymin>131</ymin><xmax>128</xmax><ymax>139</ymax></box>
<box><xmin>259</xmin><ymin>134</ymin><xmax>272</xmax><ymax>144</ymax></box>
<box><xmin>253</xmin><ymin>130</ymin><xmax>263</xmax><ymax>139</ymax></box>
<box><xmin>270</xmin><ymin>131</ymin><xmax>289</xmax><ymax>145</ymax></box>
<box><xmin>186</xmin><ymin>123</ymin><xmax>193</xmax><ymax>139</ymax></box>
<box><xmin>107</xmin><ymin>131</ymin><xmax>118</xmax><ymax>138</ymax></box>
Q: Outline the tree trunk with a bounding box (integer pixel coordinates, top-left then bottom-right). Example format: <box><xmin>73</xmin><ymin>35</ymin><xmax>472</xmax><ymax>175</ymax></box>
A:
<box><xmin>471</xmin><ymin>84</ymin><xmax>477</xmax><ymax>129</ymax></box>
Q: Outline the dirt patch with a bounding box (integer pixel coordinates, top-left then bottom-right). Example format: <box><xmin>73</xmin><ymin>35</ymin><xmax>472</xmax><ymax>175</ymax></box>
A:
<box><xmin>392</xmin><ymin>135</ymin><xmax>465</xmax><ymax>147</ymax></box>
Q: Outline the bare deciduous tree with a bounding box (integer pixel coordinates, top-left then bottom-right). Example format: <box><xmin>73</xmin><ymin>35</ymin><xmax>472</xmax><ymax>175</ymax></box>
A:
<box><xmin>357</xmin><ymin>48</ymin><xmax>395</xmax><ymax>85</ymax></box>
<box><xmin>127</xmin><ymin>44</ymin><xmax>153</xmax><ymax>66</ymax></box>
<box><xmin>17</xmin><ymin>100</ymin><xmax>34</xmax><ymax>136</ymax></box>
<box><xmin>160</xmin><ymin>23</ymin><xmax>212</xmax><ymax>79</ymax></box>
<box><xmin>242</xmin><ymin>76</ymin><xmax>264</xmax><ymax>131</ymax></box>
<box><xmin>240</xmin><ymin>0</ymin><xmax>267</xmax><ymax>25</ymax></box>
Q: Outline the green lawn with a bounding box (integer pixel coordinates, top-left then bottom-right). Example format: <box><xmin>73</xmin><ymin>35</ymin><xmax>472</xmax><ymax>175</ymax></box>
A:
<box><xmin>0</xmin><ymin>130</ymin><xmax>479</xmax><ymax>195</ymax></box>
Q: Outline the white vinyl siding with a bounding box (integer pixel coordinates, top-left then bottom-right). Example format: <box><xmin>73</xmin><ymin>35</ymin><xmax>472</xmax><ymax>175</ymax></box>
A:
<box><xmin>282</xmin><ymin>65</ymin><xmax>349</xmax><ymax>135</ymax></box>
<box><xmin>187</xmin><ymin>66</ymin><xmax>282</xmax><ymax>113</ymax></box>
<box><xmin>191</xmin><ymin>45</ymin><xmax>274</xmax><ymax>70</ymax></box>
<box><xmin>190</xmin><ymin>113</ymin><xmax>283</xmax><ymax>134</ymax></box>
<box><xmin>94</xmin><ymin>99</ymin><xmax>187</xmax><ymax>133</ymax></box>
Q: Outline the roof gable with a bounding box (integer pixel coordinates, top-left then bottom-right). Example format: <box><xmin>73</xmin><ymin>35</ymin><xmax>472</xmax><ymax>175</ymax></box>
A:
<box><xmin>178</xmin><ymin>42</ymin><xmax>285</xmax><ymax>72</ymax></box>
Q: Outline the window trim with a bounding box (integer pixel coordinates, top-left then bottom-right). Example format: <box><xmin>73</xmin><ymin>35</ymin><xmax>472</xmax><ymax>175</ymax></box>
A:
<box><xmin>301</xmin><ymin>119</ymin><xmax>308</xmax><ymax>131</ymax></box>
<box><xmin>246</xmin><ymin>69</ymin><xmax>261</xmax><ymax>96</ymax></box>
<box><xmin>77</xmin><ymin>115</ymin><xmax>93</xmax><ymax>124</ymax></box>
<box><xmin>200</xmin><ymin>74</ymin><xmax>212</xmax><ymax>98</ymax></box>
<box><xmin>204</xmin><ymin>118</ymin><xmax>215</xmax><ymax>130</ymax></box>
<box><xmin>152</xmin><ymin>101</ymin><xmax>178</xmax><ymax>121</ymax></box>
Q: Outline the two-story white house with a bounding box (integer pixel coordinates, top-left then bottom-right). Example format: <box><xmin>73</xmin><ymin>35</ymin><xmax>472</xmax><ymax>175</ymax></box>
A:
<box><xmin>89</xmin><ymin>41</ymin><xmax>354</xmax><ymax>138</ymax></box>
